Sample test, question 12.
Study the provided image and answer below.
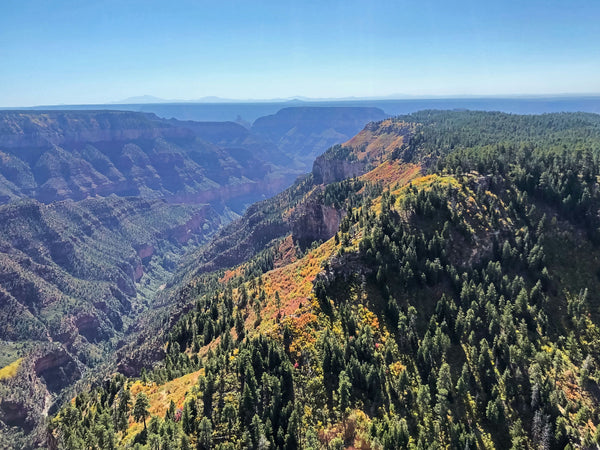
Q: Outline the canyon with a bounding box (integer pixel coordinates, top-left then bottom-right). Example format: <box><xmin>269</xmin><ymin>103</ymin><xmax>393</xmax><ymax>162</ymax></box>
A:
<box><xmin>0</xmin><ymin>106</ymin><xmax>387</xmax><ymax>446</ymax></box>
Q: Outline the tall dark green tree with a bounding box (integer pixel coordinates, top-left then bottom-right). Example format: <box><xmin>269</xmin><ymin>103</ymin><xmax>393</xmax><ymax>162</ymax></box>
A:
<box><xmin>133</xmin><ymin>393</ymin><xmax>150</xmax><ymax>430</ymax></box>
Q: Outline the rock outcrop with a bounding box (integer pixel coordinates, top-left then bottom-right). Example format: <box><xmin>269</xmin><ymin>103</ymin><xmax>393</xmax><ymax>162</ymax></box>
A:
<box><xmin>312</xmin><ymin>153</ymin><xmax>367</xmax><ymax>184</ymax></box>
<box><xmin>290</xmin><ymin>190</ymin><xmax>345</xmax><ymax>248</ymax></box>
<box><xmin>33</xmin><ymin>349</ymin><xmax>81</xmax><ymax>394</ymax></box>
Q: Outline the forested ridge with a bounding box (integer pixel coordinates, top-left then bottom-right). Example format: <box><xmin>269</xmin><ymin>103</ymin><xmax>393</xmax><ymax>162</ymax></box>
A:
<box><xmin>47</xmin><ymin>111</ymin><xmax>600</xmax><ymax>449</ymax></box>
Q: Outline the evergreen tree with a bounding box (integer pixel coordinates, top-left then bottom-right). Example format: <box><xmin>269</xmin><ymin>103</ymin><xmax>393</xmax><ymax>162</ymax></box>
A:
<box><xmin>197</xmin><ymin>417</ymin><xmax>213</xmax><ymax>450</ymax></box>
<box><xmin>133</xmin><ymin>393</ymin><xmax>150</xmax><ymax>430</ymax></box>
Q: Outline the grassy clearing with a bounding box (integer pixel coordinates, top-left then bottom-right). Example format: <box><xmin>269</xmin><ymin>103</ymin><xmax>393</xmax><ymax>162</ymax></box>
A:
<box><xmin>130</xmin><ymin>368</ymin><xmax>206</xmax><ymax>418</ymax></box>
<box><xmin>0</xmin><ymin>357</ymin><xmax>23</xmax><ymax>380</ymax></box>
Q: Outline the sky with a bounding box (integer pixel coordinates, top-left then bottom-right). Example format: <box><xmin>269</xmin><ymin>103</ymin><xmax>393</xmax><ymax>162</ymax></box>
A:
<box><xmin>1</xmin><ymin>0</ymin><xmax>599</xmax><ymax>106</ymax></box>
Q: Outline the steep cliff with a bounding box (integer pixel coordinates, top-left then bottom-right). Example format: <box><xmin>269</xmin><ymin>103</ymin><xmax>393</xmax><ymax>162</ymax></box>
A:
<box><xmin>0</xmin><ymin>111</ymin><xmax>300</xmax><ymax>212</ymax></box>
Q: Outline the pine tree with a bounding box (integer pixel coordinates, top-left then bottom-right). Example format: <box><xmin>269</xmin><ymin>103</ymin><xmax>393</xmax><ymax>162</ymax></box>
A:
<box><xmin>133</xmin><ymin>393</ymin><xmax>150</xmax><ymax>430</ymax></box>
<box><xmin>276</xmin><ymin>290</ymin><xmax>282</xmax><ymax>322</ymax></box>
<box><xmin>197</xmin><ymin>417</ymin><xmax>213</xmax><ymax>450</ymax></box>
<box><xmin>338</xmin><ymin>370</ymin><xmax>352</xmax><ymax>435</ymax></box>
<box><xmin>116</xmin><ymin>389</ymin><xmax>132</xmax><ymax>432</ymax></box>
<box><xmin>165</xmin><ymin>400</ymin><xmax>176</xmax><ymax>422</ymax></box>
<box><xmin>182</xmin><ymin>400</ymin><xmax>194</xmax><ymax>435</ymax></box>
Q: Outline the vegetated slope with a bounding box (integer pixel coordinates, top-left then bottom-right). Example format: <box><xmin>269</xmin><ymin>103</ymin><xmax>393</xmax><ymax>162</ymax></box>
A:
<box><xmin>0</xmin><ymin>196</ymin><xmax>223</xmax><ymax>447</ymax></box>
<box><xmin>49</xmin><ymin>111</ymin><xmax>600</xmax><ymax>450</ymax></box>
<box><xmin>0</xmin><ymin>110</ymin><xmax>298</xmax><ymax>212</ymax></box>
<box><xmin>0</xmin><ymin>107</ymin><xmax>391</xmax><ymax>447</ymax></box>
<box><xmin>251</xmin><ymin>106</ymin><xmax>389</xmax><ymax>170</ymax></box>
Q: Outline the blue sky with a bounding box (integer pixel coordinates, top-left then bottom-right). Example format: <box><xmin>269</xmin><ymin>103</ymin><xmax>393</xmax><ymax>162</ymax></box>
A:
<box><xmin>1</xmin><ymin>0</ymin><xmax>599</xmax><ymax>106</ymax></box>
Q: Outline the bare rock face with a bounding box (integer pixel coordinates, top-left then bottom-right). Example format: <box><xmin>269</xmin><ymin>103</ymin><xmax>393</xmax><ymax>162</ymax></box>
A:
<box><xmin>73</xmin><ymin>313</ymin><xmax>109</xmax><ymax>343</ymax></box>
<box><xmin>116</xmin><ymin>334</ymin><xmax>166</xmax><ymax>377</ymax></box>
<box><xmin>291</xmin><ymin>192</ymin><xmax>345</xmax><ymax>248</ymax></box>
<box><xmin>33</xmin><ymin>349</ymin><xmax>81</xmax><ymax>394</ymax></box>
<box><xmin>312</xmin><ymin>154</ymin><xmax>367</xmax><ymax>185</ymax></box>
<box><xmin>136</xmin><ymin>244</ymin><xmax>155</xmax><ymax>260</ymax></box>
<box><xmin>0</xmin><ymin>400</ymin><xmax>30</xmax><ymax>430</ymax></box>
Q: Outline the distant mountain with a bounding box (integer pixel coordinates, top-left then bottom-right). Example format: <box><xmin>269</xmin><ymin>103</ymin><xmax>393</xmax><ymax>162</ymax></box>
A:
<box><xmin>22</xmin><ymin>96</ymin><xmax>600</xmax><ymax>124</ymax></box>
<box><xmin>111</xmin><ymin>95</ymin><xmax>302</xmax><ymax>105</ymax></box>
<box><xmin>112</xmin><ymin>95</ymin><xmax>170</xmax><ymax>104</ymax></box>
<box><xmin>252</xmin><ymin>106</ymin><xmax>389</xmax><ymax>169</ymax></box>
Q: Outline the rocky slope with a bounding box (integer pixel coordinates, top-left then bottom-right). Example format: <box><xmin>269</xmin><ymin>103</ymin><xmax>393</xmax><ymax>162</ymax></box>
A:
<box><xmin>0</xmin><ymin>195</ymin><xmax>223</xmax><ymax>446</ymax></box>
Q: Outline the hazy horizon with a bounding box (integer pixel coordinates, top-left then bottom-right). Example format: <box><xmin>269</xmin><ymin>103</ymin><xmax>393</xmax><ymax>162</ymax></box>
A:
<box><xmin>2</xmin><ymin>93</ymin><xmax>600</xmax><ymax>110</ymax></box>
